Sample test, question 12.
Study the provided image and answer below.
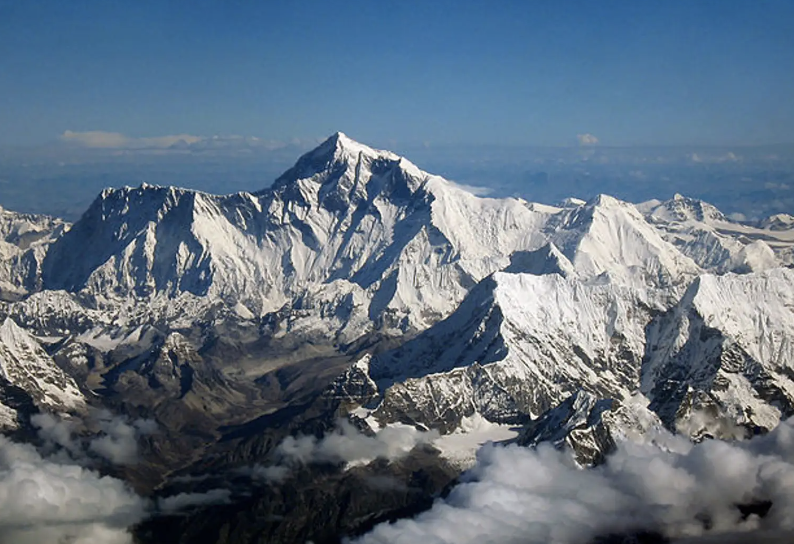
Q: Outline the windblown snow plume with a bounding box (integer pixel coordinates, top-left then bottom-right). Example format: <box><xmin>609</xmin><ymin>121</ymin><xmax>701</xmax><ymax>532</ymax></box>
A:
<box><xmin>0</xmin><ymin>435</ymin><xmax>148</xmax><ymax>544</ymax></box>
<box><xmin>354</xmin><ymin>419</ymin><xmax>794</xmax><ymax>544</ymax></box>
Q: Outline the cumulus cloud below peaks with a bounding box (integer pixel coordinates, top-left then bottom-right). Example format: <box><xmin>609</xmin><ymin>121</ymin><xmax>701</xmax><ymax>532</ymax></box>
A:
<box><xmin>353</xmin><ymin>418</ymin><xmax>794</xmax><ymax>544</ymax></box>
<box><xmin>248</xmin><ymin>420</ymin><xmax>439</xmax><ymax>483</ymax></box>
<box><xmin>31</xmin><ymin>410</ymin><xmax>157</xmax><ymax>466</ymax></box>
<box><xmin>277</xmin><ymin>420</ymin><xmax>438</xmax><ymax>468</ymax></box>
<box><xmin>88</xmin><ymin>410</ymin><xmax>158</xmax><ymax>465</ymax></box>
<box><xmin>0</xmin><ymin>435</ymin><xmax>148</xmax><ymax>544</ymax></box>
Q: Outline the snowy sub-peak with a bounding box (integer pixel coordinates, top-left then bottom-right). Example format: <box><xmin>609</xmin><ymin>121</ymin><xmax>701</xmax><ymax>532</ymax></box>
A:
<box><xmin>267</xmin><ymin>131</ymin><xmax>424</xmax><ymax>203</ymax></box>
<box><xmin>516</xmin><ymin>390</ymin><xmax>665</xmax><ymax>466</ymax></box>
<box><xmin>759</xmin><ymin>213</ymin><xmax>794</xmax><ymax>231</ymax></box>
<box><xmin>642</xmin><ymin>268</ymin><xmax>794</xmax><ymax>436</ymax></box>
<box><xmin>0</xmin><ymin>317</ymin><xmax>85</xmax><ymax>414</ymax></box>
<box><xmin>0</xmin><ymin>207</ymin><xmax>67</xmax><ymax>298</ymax></box>
<box><xmin>0</xmin><ymin>205</ymin><xmax>68</xmax><ymax>248</ymax></box>
<box><xmin>543</xmin><ymin>194</ymin><xmax>702</xmax><ymax>288</ymax></box>
<box><xmin>341</xmin><ymin>264</ymin><xmax>794</xmax><ymax>452</ymax></box>
<box><xmin>360</xmin><ymin>270</ymin><xmax>658</xmax><ymax>431</ymax></box>
<box><xmin>557</xmin><ymin>197</ymin><xmax>587</xmax><ymax>208</ymax></box>
<box><xmin>640</xmin><ymin>195</ymin><xmax>793</xmax><ymax>272</ymax></box>
<box><xmin>644</xmin><ymin>193</ymin><xmax>727</xmax><ymax>224</ymax></box>
<box><xmin>503</xmin><ymin>242</ymin><xmax>576</xmax><ymax>278</ymax></box>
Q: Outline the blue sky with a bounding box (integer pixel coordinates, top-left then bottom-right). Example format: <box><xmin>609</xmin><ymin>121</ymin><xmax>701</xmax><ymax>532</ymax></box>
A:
<box><xmin>1</xmin><ymin>0</ymin><xmax>793</xmax><ymax>147</ymax></box>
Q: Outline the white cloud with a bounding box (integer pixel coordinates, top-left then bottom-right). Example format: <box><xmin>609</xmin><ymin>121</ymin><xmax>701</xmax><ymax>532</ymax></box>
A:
<box><xmin>33</xmin><ymin>410</ymin><xmax>156</xmax><ymax>466</ymax></box>
<box><xmin>248</xmin><ymin>464</ymin><xmax>290</xmax><ymax>483</ymax></box>
<box><xmin>688</xmin><ymin>151</ymin><xmax>743</xmax><ymax>164</ymax></box>
<box><xmin>60</xmin><ymin>130</ymin><xmax>133</xmax><ymax>148</ymax></box>
<box><xmin>577</xmin><ymin>133</ymin><xmax>599</xmax><ymax>146</ymax></box>
<box><xmin>60</xmin><ymin>130</ymin><xmax>202</xmax><ymax>149</ymax></box>
<box><xmin>249</xmin><ymin>420</ymin><xmax>438</xmax><ymax>483</ymax></box>
<box><xmin>353</xmin><ymin>418</ymin><xmax>794</xmax><ymax>544</ymax></box>
<box><xmin>31</xmin><ymin>412</ymin><xmax>82</xmax><ymax>456</ymax></box>
<box><xmin>0</xmin><ymin>435</ymin><xmax>148</xmax><ymax>544</ymax></box>
<box><xmin>0</xmin><ymin>411</ymin><xmax>163</xmax><ymax>541</ymax></box>
<box><xmin>157</xmin><ymin>489</ymin><xmax>232</xmax><ymax>513</ymax></box>
<box><xmin>58</xmin><ymin>130</ymin><xmax>300</xmax><ymax>155</ymax></box>
<box><xmin>277</xmin><ymin>420</ymin><xmax>437</xmax><ymax>468</ymax></box>
<box><xmin>88</xmin><ymin>410</ymin><xmax>157</xmax><ymax>465</ymax></box>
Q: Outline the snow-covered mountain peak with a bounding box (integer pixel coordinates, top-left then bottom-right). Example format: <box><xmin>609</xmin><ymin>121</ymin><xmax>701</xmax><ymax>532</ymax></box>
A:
<box><xmin>327</xmin><ymin>131</ymin><xmax>396</xmax><ymax>161</ymax></box>
<box><xmin>637</xmin><ymin>194</ymin><xmax>793</xmax><ymax>273</ymax></box>
<box><xmin>557</xmin><ymin>197</ymin><xmax>587</xmax><ymax>208</ymax></box>
<box><xmin>646</xmin><ymin>194</ymin><xmax>726</xmax><ymax>224</ymax></box>
<box><xmin>0</xmin><ymin>207</ymin><xmax>67</xmax><ymax>298</ymax></box>
<box><xmin>760</xmin><ymin>213</ymin><xmax>794</xmax><ymax>231</ymax></box>
<box><xmin>266</xmin><ymin>132</ymin><xmax>434</xmax><ymax>213</ymax></box>
<box><xmin>504</xmin><ymin>242</ymin><xmax>576</xmax><ymax>278</ymax></box>
<box><xmin>545</xmin><ymin>193</ymin><xmax>701</xmax><ymax>286</ymax></box>
<box><xmin>587</xmin><ymin>193</ymin><xmax>625</xmax><ymax>209</ymax></box>
<box><xmin>0</xmin><ymin>316</ymin><xmax>30</xmax><ymax>348</ymax></box>
<box><xmin>0</xmin><ymin>316</ymin><xmax>85</xmax><ymax>412</ymax></box>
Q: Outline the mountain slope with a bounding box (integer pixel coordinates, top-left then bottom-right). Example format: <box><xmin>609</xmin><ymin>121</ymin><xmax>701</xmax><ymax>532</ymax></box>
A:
<box><xmin>352</xmin><ymin>271</ymin><xmax>659</xmax><ymax>432</ymax></box>
<box><xmin>0</xmin><ymin>206</ymin><xmax>67</xmax><ymax>300</ymax></box>
<box><xmin>342</xmin><ymin>265</ymin><xmax>794</xmax><ymax>448</ymax></box>
<box><xmin>544</xmin><ymin>194</ymin><xmax>702</xmax><ymax>287</ymax></box>
<box><xmin>642</xmin><ymin>267</ymin><xmax>794</xmax><ymax>436</ymax></box>
<box><xmin>0</xmin><ymin>317</ymin><xmax>85</xmax><ymax>416</ymax></box>
<box><xmin>40</xmin><ymin>133</ymin><xmax>553</xmax><ymax>336</ymax></box>
<box><xmin>640</xmin><ymin>194</ymin><xmax>792</xmax><ymax>272</ymax></box>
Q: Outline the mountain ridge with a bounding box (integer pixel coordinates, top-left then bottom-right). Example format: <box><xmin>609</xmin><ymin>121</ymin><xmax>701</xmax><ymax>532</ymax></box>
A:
<box><xmin>0</xmin><ymin>133</ymin><xmax>793</xmax><ymax>543</ymax></box>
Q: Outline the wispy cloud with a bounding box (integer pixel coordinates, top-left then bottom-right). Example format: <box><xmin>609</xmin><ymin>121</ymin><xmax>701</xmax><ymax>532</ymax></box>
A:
<box><xmin>32</xmin><ymin>410</ymin><xmax>157</xmax><ymax>466</ymax></box>
<box><xmin>447</xmin><ymin>180</ymin><xmax>493</xmax><ymax>197</ymax></box>
<box><xmin>688</xmin><ymin>151</ymin><xmax>741</xmax><ymax>164</ymax></box>
<box><xmin>60</xmin><ymin>130</ymin><xmax>202</xmax><ymax>149</ymax></box>
<box><xmin>249</xmin><ymin>420</ymin><xmax>438</xmax><ymax>483</ymax></box>
<box><xmin>577</xmin><ymin>133</ymin><xmax>599</xmax><ymax>146</ymax></box>
<box><xmin>157</xmin><ymin>489</ymin><xmax>232</xmax><ymax>514</ymax></box>
<box><xmin>58</xmin><ymin>130</ymin><xmax>299</xmax><ymax>154</ymax></box>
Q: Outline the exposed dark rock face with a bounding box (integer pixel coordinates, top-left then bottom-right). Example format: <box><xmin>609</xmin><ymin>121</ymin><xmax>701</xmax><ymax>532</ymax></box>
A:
<box><xmin>134</xmin><ymin>447</ymin><xmax>459</xmax><ymax>544</ymax></box>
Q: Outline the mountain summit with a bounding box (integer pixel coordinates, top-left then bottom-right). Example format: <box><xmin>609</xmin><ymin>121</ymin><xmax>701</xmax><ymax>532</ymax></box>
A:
<box><xmin>37</xmin><ymin>134</ymin><xmax>551</xmax><ymax>334</ymax></box>
<box><xmin>31</xmin><ymin>133</ymin><xmax>793</xmax><ymax>342</ymax></box>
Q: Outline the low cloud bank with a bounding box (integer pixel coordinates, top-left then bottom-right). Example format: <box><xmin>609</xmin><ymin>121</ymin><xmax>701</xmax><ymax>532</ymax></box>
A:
<box><xmin>32</xmin><ymin>410</ymin><xmax>157</xmax><ymax>465</ymax></box>
<box><xmin>577</xmin><ymin>133</ymin><xmax>599</xmax><ymax>146</ymax></box>
<box><xmin>252</xmin><ymin>420</ymin><xmax>438</xmax><ymax>482</ymax></box>
<box><xmin>89</xmin><ymin>411</ymin><xmax>158</xmax><ymax>465</ymax></box>
<box><xmin>354</xmin><ymin>419</ymin><xmax>794</xmax><ymax>544</ymax></box>
<box><xmin>157</xmin><ymin>489</ymin><xmax>232</xmax><ymax>514</ymax></box>
<box><xmin>0</xmin><ymin>410</ymin><xmax>165</xmax><ymax>543</ymax></box>
<box><xmin>0</xmin><ymin>435</ymin><xmax>148</xmax><ymax>544</ymax></box>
